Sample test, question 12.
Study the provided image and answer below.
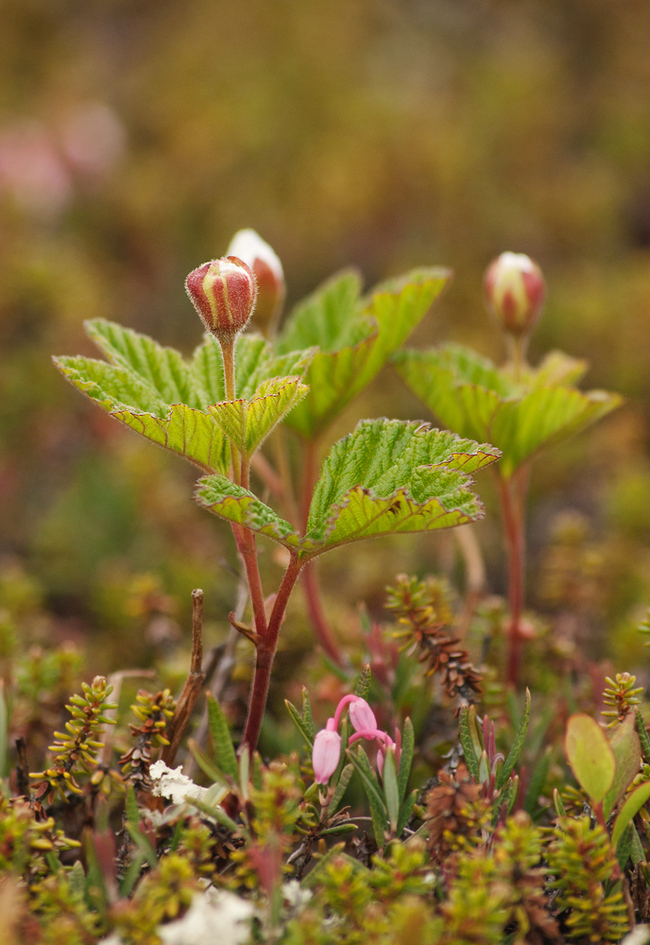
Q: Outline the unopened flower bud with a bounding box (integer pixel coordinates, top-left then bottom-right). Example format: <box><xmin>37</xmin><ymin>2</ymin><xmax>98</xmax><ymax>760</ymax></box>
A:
<box><xmin>483</xmin><ymin>252</ymin><xmax>546</xmax><ymax>338</ymax></box>
<box><xmin>185</xmin><ymin>256</ymin><xmax>257</xmax><ymax>342</ymax></box>
<box><xmin>348</xmin><ymin>697</ymin><xmax>378</xmax><ymax>734</ymax></box>
<box><xmin>227</xmin><ymin>229</ymin><xmax>285</xmax><ymax>337</ymax></box>
<box><xmin>312</xmin><ymin>723</ymin><xmax>341</xmax><ymax>784</ymax></box>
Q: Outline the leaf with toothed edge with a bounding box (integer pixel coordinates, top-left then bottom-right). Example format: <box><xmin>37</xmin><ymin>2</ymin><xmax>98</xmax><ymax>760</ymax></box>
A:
<box><xmin>55</xmin><ymin>322</ymin><xmax>314</xmax><ymax>474</ymax></box>
<box><xmin>195</xmin><ymin>418</ymin><xmax>500</xmax><ymax>559</ymax></box>
<box><xmin>54</xmin><ymin>355</ymin><xmax>231</xmax><ymax>474</ymax></box>
<box><xmin>393</xmin><ymin>343</ymin><xmax>622</xmax><ymax>478</ymax></box>
<box><xmin>208</xmin><ymin>375</ymin><xmax>309</xmax><ymax>458</ymax></box>
<box><xmin>278</xmin><ymin>268</ymin><xmax>451</xmax><ymax>439</ymax></box>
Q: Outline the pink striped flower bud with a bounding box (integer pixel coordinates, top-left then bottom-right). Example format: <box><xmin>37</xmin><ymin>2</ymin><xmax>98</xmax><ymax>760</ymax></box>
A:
<box><xmin>227</xmin><ymin>229</ymin><xmax>284</xmax><ymax>336</ymax></box>
<box><xmin>312</xmin><ymin>721</ymin><xmax>341</xmax><ymax>785</ymax></box>
<box><xmin>484</xmin><ymin>252</ymin><xmax>545</xmax><ymax>338</ymax></box>
<box><xmin>185</xmin><ymin>255</ymin><xmax>257</xmax><ymax>342</ymax></box>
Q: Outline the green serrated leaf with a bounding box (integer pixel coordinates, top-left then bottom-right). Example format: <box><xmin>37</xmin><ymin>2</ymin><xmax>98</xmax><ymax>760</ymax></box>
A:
<box><xmin>348</xmin><ymin>745</ymin><xmax>388</xmax><ymax>846</ymax></box>
<box><xmin>206</xmin><ymin>694</ymin><xmax>239</xmax><ymax>780</ymax></box>
<box><xmin>285</xmin><ymin>699</ymin><xmax>314</xmax><ymax>749</ymax></box>
<box><xmin>329</xmin><ymin>763</ymin><xmax>355</xmax><ymax>816</ymax></box>
<box><xmin>55</xmin><ymin>356</ymin><xmax>230</xmax><ymax>474</ymax></box>
<box><xmin>196</xmin><ymin>419</ymin><xmax>499</xmax><ymax>560</ymax></box>
<box><xmin>496</xmin><ymin>688</ymin><xmax>531</xmax><ymax>790</ymax></box>
<box><xmin>277</xmin><ymin>270</ymin><xmax>365</xmax><ymax>354</ymax></box>
<box><xmin>354</xmin><ymin>665</ymin><xmax>372</xmax><ymax>700</ymax></box>
<box><xmin>68</xmin><ymin>860</ymin><xmax>86</xmax><ymax>899</ymax></box>
<box><xmin>57</xmin><ymin>325</ymin><xmax>314</xmax><ymax>476</ymax></box>
<box><xmin>616</xmin><ymin>821</ymin><xmax>634</xmax><ymax>870</ymax></box>
<box><xmin>459</xmin><ymin>706</ymin><xmax>480</xmax><ymax>781</ymax></box>
<box><xmin>195</xmin><ymin>475</ymin><xmax>299</xmax><ymax>546</ymax></box>
<box><xmin>397</xmin><ymin>718</ymin><xmax>414</xmax><ymax>803</ymax></box>
<box><xmin>565</xmin><ymin>713</ymin><xmax>616</xmax><ymax>805</ymax></box>
<box><xmin>301</xmin><ymin>688</ymin><xmax>315</xmax><ymax>741</ymax></box>
<box><xmin>281</xmin><ymin>269</ymin><xmax>450</xmax><ymax>439</ymax></box>
<box><xmin>393</xmin><ymin>344</ymin><xmax>622</xmax><ymax>478</ymax></box>
<box><xmin>86</xmin><ymin>319</ymin><xmax>199</xmax><ymax>406</ymax></box>
<box><xmin>208</xmin><ymin>375</ymin><xmax>308</xmax><ymax>456</ymax></box>
<box><xmin>636</xmin><ymin>710</ymin><xmax>650</xmax><ymax>764</ymax></box>
<box><xmin>630</xmin><ymin>823</ymin><xmax>646</xmax><ymax>865</ymax></box>
<box><xmin>301</xmin><ymin>418</ymin><xmax>500</xmax><ymax>556</ymax></box>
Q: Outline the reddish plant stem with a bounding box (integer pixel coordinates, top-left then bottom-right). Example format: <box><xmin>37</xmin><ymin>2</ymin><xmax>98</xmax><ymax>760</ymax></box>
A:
<box><xmin>242</xmin><ymin>552</ymin><xmax>304</xmax><ymax>751</ymax></box>
<box><xmin>231</xmin><ymin>522</ymin><xmax>268</xmax><ymax>639</ymax></box>
<box><xmin>218</xmin><ymin>338</ymin><xmax>268</xmax><ymax>642</ymax></box>
<box><xmin>299</xmin><ymin>438</ymin><xmax>346</xmax><ymax>666</ymax></box>
<box><xmin>302</xmin><ymin>561</ymin><xmax>345</xmax><ymax>666</ymax></box>
<box><xmin>498</xmin><ymin>467</ymin><xmax>529</xmax><ymax>688</ymax></box>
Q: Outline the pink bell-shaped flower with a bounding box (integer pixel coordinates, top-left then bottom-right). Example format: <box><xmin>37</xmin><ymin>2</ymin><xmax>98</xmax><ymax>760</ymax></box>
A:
<box><xmin>312</xmin><ymin>720</ymin><xmax>341</xmax><ymax>785</ymax></box>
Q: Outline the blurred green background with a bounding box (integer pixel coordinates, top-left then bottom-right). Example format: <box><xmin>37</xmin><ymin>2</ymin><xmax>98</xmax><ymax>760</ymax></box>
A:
<box><xmin>2</xmin><ymin>0</ymin><xmax>650</xmax><ymax>678</ymax></box>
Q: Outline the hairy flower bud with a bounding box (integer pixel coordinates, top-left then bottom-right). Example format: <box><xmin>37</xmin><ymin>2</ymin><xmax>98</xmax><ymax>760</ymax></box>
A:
<box><xmin>312</xmin><ymin>724</ymin><xmax>341</xmax><ymax>784</ymax></box>
<box><xmin>185</xmin><ymin>256</ymin><xmax>257</xmax><ymax>342</ymax></box>
<box><xmin>227</xmin><ymin>229</ymin><xmax>285</xmax><ymax>336</ymax></box>
<box><xmin>483</xmin><ymin>252</ymin><xmax>546</xmax><ymax>338</ymax></box>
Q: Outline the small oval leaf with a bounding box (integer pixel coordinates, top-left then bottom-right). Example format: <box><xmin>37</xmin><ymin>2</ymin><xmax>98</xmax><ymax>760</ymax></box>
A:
<box><xmin>565</xmin><ymin>713</ymin><xmax>616</xmax><ymax>805</ymax></box>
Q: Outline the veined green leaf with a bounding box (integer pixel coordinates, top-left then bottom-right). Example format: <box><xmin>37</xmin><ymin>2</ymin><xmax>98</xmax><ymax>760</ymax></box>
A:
<box><xmin>459</xmin><ymin>705</ymin><xmax>481</xmax><ymax>781</ymax></box>
<box><xmin>206</xmin><ymin>694</ymin><xmax>239</xmax><ymax>781</ymax></box>
<box><xmin>277</xmin><ymin>270</ymin><xmax>366</xmax><ymax>354</ymax></box>
<box><xmin>284</xmin><ymin>699</ymin><xmax>314</xmax><ymax>749</ymax></box>
<box><xmin>531</xmin><ymin>350</ymin><xmax>588</xmax><ymax>388</ymax></box>
<box><xmin>393</xmin><ymin>344</ymin><xmax>622</xmax><ymax>477</ymax></box>
<box><xmin>189</xmin><ymin>332</ymin><xmax>315</xmax><ymax>405</ymax></box>
<box><xmin>329</xmin><ymin>763</ymin><xmax>354</xmax><ymax>816</ymax></box>
<box><xmin>208</xmin><ymin>375</ymin><xmax>308</xmax><ymax>457</ymax></box>
<box><xmin>57</xmin><ymin>321</ymin><xmax>315</xmax><ymax>474</ymax></box>
<box><xmin>280</xmin><ymin>269</ymin><xmax>450</xmax><ymax>439</ymax></box>
<box><xmin>196</xmin><ymin>418</ymin><xmax>499</xmax><ymax>559</ymax></box>
<box><xmin>301</xmin><ymin>418</ymin><xmax>499</xmax><ymax>555</ymax></box>
<box><xmin>86</xmin><ymin>319</ymin><xmax>199</xmax><ymax>407</ymax></box>
<box><xmin>55</xmin><ymin>355</ymin><xmax>230</xmax><ymax>473</ymax></box>
<box><xmin>496</xmin><ymin>688</ymin><xmax>531</xmax><ymax>791</ymax></box>
<box><xmin>195</xmin><ymin>476</ymin><xmax>300</xmax><ymax>546</ymax></box>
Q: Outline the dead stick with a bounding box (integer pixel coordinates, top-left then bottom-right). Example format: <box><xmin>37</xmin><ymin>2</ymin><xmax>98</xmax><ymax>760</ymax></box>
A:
<box><xmin>162</xmin><ymin>589</ymin><xmax>206</xmax><ymax>766</ymax></box>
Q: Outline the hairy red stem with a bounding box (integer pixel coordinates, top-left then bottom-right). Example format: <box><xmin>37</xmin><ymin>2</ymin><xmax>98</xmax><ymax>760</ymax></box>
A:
<box><xmin>299</xmin><ymin>438</ymin><xmax>346</xmax><ymax>665</ymax></box>
<box><xmin>498</xmin><ymin>468</ymin><xmax>529</xmax><ymax>687</ymax></box>
<box><xmin>242</xmin><ymin>553</ymin><xmax>303</xmax><ymax>751</ymax></box>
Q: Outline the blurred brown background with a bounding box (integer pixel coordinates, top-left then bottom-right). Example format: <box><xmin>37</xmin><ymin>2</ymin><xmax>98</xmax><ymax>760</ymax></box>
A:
<box><xmin>2</xmin><ymin>0</ymin><xmax>650</xmax><ymax>671</ymax></box>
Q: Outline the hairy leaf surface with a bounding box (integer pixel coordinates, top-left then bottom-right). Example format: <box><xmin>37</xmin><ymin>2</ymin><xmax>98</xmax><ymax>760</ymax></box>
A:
<box><xmin>278</xmin><ymin>269</ymin><xmax>450</xmax><ymax>439</ymax></box>
<box><xmin>195</xmin><ymin>418</ymin><xmax>499</xmax><ymax>559</ymax></box>
<box><xmin>208</xmin><ymin>375</ymin><xmax>309</xmax><ymax>457</ymax></box>
<box><xmin>393</xmin><ymin>344</ymin><xmax>621</xmax><ymax>477</ymax></box>
<box><xmin>56</xmin><ymin>321</ymin><xmax>313</xmax><ymax>473</ymax></box>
